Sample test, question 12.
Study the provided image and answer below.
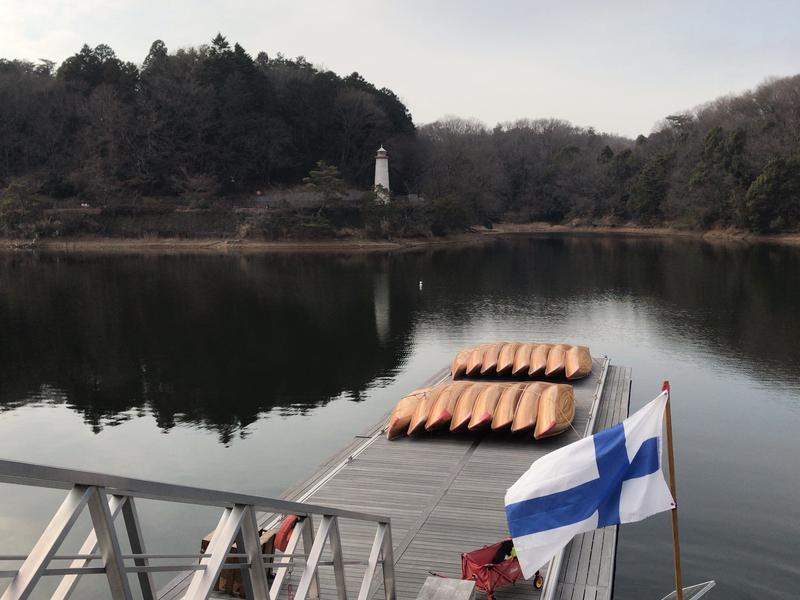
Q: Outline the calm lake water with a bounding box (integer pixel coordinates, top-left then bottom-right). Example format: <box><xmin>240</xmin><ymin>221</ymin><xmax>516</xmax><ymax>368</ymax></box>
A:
<box><xmin>1</xmin><ymin>235</ymin><xmax>799</xmax><ymax>599</ymax></box>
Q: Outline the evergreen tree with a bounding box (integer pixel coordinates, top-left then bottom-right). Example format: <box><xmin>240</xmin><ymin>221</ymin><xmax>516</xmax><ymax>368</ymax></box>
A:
<box><xmin>742</xmin><ymin>157</ymin><xmax>800</xmax><ymax>231</ymax></box>
<box><xmin>629</xmin><ymin>155</ymin><xmax>670</xmax><ymax>223</ymax></box>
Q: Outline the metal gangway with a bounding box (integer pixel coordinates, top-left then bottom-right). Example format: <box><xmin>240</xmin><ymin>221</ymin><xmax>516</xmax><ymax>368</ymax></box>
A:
<box><xmin>0</xmin><ymin>458</ymin><xmax>396</xmax><ymax>600</ymax></box>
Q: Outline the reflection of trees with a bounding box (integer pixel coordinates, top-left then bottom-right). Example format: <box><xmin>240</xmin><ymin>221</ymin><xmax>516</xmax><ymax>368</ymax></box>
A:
<box><xmin>401</xmin><ymin>236</ymin><xmax>800</xmax><ymax>378</ymax></box>
<box><xmin>0</xmin><ymin>253</ymin><xmax>418</xmax><ymax>444</ymax></box>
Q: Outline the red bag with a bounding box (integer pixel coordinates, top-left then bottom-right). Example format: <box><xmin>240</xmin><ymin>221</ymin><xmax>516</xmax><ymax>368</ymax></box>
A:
<box><xmin>461</xmin><ymin>539</ymin><xmax>538</xmax><ymax>600</ymax></box>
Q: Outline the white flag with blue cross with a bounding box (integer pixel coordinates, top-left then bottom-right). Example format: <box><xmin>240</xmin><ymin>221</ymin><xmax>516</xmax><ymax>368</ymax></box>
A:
<box><xmin>504</xmin><ymin>391</ymin><xmax>675</xmax><ymax>578</ymax></box>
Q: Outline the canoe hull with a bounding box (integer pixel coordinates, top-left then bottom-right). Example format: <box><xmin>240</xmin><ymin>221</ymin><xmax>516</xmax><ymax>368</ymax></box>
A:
<box><xmin>450</xmin><ymin>342</ymin><xmax>592</xmax><ymax>380</ymax></box>
<box><xmin>465</xmin><ymin>345</ymin><xmax>490</xmax><ymax>376</ymax></box>
<box><xmin>426</xmin><ymin>382</ymin><xmax>468</xmax><ymax>430</ymax></box>
<box><xmin>387</xmin><ymin>389</ymin><xmax>427</xmax><ymax>439</ymax></box>
<box><xmin>407</xmin><ymin>386</ymin><xmax>445</xmax><ymax>436</ymax></box>
<box><xmin>534</xmin><ymin>383</ymin><xmax>575</xmax><ymax>439</ymax></box>
<box><xmin>511</xmin><ymin>382</ymin><xmax>546</xmax><ymax>433</ymax></box>
<box><xmin>565</xmin><ymin>346</ymin><xmax>592</xmax><ymax>380</ymax></box>
<box><xmin>480</xmin><ymin>343</ymin><xmax>503</xmax><ymax>375</ymax></box>
<box><xmin>496</xmin><ymin>342</ymin><xmax>519</xmax><ymax>374</ymax></box>
<box><xmin>451</xmin><ymin>383</ymin><xmax>484</xmax><ymax>431</ymax></box>
<box><xmin>545</xmin><ymin>344</ymin><xmax>568</xmax><ymax>378</ymax></box>
<box><xmin>387</xmin><ymin>377</ymin><xmax>576</xmax><ymax>441</ymax></box>
<box><xmin>469</xmin><ymin>385</ymin><xmax>503</xmax><ymax>430</ymax></box>
<box><xmin>529</xmin><ymin>344</ymin><xmax>551</xmax><ymax>376</ymax></box>
<box><xmin>511</xmin><ymin>343</ymin><xmax>534</xmax><ymax>376</ymax></box>
<box><xmin>492</xmin><ymin>384</ymin><xmax>523</xmax><ymax>430</ymax></box>
<box><xmin>451</xmin><ymin>350</ymin><xmax>470</xmax><ymax>380</ymax></box>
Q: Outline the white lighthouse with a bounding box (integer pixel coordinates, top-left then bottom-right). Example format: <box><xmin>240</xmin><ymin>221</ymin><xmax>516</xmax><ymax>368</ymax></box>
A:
<box><xmin>374</xmin><ymin>145</ymin><xmax>390</xmax><ymax>203</ymax></box>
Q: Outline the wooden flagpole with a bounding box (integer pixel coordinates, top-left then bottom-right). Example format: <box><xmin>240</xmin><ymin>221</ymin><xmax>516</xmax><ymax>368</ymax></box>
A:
<box><xmin>662</xmin><ymin>380</ymin><xmax>684</xmax><ymax>600</ymax></box>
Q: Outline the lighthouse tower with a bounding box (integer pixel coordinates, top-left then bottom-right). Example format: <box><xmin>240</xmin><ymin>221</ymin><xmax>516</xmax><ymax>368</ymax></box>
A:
<box><xmin>374</xmin><ymin>145</ymin><xmax>390</xmax><ymax>203</ymax></box>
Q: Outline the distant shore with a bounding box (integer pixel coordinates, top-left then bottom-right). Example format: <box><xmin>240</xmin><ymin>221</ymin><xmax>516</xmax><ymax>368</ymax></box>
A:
<box><xmin>2</xmin><ymin>222</ymin><xmax>800</xmax><ymax>253</ymax></box>
<box><xmin>488</xmin><ymin>222</ymin><xmax>800</xmax><ymax>245</ymax></box>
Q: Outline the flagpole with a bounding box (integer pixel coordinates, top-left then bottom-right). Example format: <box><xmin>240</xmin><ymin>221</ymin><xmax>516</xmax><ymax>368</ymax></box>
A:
<box><xmin>662</xmin><ymin>380</ymin><xmax>684</xmax><ymax>600</ymax></box>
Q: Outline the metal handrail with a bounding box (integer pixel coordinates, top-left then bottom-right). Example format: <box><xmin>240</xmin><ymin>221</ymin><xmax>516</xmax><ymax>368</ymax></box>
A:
<box><xmin>0</xmin><ymin>459</ymin><xmax>397</xmax><ymax>600</ymax></box>
<box><xmin>0</xmin><ymin>459</ymin><xmax>389</xmax><ymax>523</ymax></box>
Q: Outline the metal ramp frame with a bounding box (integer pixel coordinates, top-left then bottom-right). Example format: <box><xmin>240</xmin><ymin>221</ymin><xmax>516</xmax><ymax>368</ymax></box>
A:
<box><xmin>0</xmin><ymin>460</ymin><xmax>396</xmax><ymax>600</ymax></box>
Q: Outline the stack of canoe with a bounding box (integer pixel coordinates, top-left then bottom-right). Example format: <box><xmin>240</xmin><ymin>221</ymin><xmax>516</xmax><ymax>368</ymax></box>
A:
<box><xmin>451</xmin><ymin>342</ymin><xmax>592</xmax><ymax>380</ymax></box>
<box><xmin>386</xmin><ymin>381</ymin><xmax>574</xmax><ymax>441</ymax></box>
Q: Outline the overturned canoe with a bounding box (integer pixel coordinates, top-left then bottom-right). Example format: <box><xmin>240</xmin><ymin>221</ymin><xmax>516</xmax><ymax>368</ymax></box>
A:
<box><xmin>480</xmin><ymin>343</ymin><xmax>503</xmax><ymax>375</ymax></box>
<box><xmin>407</xmin><ymin>386</ymin><xmax>446</xmax><ymax>435</ymax></box>
<box><xmin>565</xmin><ymin>345</ymin><xmax>592</xmax><ymax>380</ymax></box>
<box><xmin>545</xmin><ymin>344</ymin><xmax>568</xmax><ymax>378</ymax></box>
<box><xmin>465</xmin><ymin>344</ymin><xmax>491</xmax><ymax>376</ymax></box>
<box><xmin>511</xmin><ymin>343</ymin><xmax>534</xmax><ymax>376</ymax></box>
<box><xmin>451</xmin><ymin>342</ymin><xmax>592</xmax><ymax>380</ymax></box>
<box><xmin>388</xmin><ymin>380</ymin><xmax>575</xmax><ymax>440</ymax></box>
<box><xmin>529</xmin><ymin>343</ymin><xmax>551</xmax><ymax>376</ymax></box>
<box><xmin>534</xmin><ymin>383</ymin><xmax>575</xmax><ymax>439</ymax></box>
<box><xmin>451</xmin><ymin>383</ymin><xmax>485</xmax><ymax>431</ymax></box>
<box><xmin>469</xmin><ymin>384</ymin><xmax>503</xmax><ymax>430</ymax></box>
<box><xmin>511</xmin><ymin>382</ymin><xmax>546</xmax><ymax>433</ymax></box>
<box><xmin>496</xmin><ymin>342</ymin><xmax>520</xmax><ymax>374</ymax></box>
<box><xmin>491</xmin><ymin>384</ymin><xmax>524</xmax><ymax>430</ymax></box>
<box><xmin>426</xmin><ymin>382</ymin><xmax>469</xmax><ymax>430</ymax></box>
<box><xmin>386</xmin><ymin>388</ymin><xmax>427</xmax><ymax>440</ymax></box>
<box><xmin>451</xmin><ymin>350</ymin><xmax>470</xmax><ymax>380</ymax></box>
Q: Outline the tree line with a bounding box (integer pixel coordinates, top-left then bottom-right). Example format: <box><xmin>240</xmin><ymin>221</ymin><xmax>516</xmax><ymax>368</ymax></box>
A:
<box><xmin>414</xmin><ymin>74</ymin><xmax>800</xmax><ymax>233</ymax></box>
<box><xmin>1</xmin><ymin>35</ymin><xmax>799</xmax><ymax>236</ymax></box>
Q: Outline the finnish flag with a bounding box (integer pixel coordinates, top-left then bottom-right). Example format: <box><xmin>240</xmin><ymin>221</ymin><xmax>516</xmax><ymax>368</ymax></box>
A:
<box><xmin>505</xmin><ymin>391</ymin><xmax>675</xmax><ymax>578</ymax></box>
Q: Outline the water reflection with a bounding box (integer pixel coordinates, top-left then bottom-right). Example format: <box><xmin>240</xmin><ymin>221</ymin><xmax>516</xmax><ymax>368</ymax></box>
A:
<box><xmin>409</xmin><ymin>237</ymin><xmax>800</xmax><ymax>380</ymax></box>
<box><xmin>0</xmin><ymin>253</ymin><xmax>420</xmax><ymax>443</ymax></box>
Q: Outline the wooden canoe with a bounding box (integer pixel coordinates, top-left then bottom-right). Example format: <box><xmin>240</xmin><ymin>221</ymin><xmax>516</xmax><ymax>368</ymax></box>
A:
<box><xmin>407</xmin><ymin>386</ymin><xmax>446</xmax><ymax>436</ymax></box>
<box><xmin>451</xmin><ymin>350</ymin><xmax>470</xmax><ymax>380</ymax></box>
<box><xmin>495</xmin><ymin>342</ymin><xmax>519</xmax><ymax>374</ymax></box>
<box><xmin>388</xmin><ymin>379</ymin><xmax>575</xmax><ymax>441</ymax></box>
<box><xmin>465</xmin><ymin>344</ymin><xmax>490</xmax><ymax>376</ymax></box>
<box><xmin>565</xmin><ymin>345</ymin><xmax>592</xmax><ymax>380</ymax></box>
<box><xmin>511</xmin><ymin>382</ymin><xmax>546</xmax><ymax>433</ymax></box>
<box><xmin>511</xmin><ymin>343</ymin><xmax>534</xmax><ymax>376</ymax></box>
<box><xmin>544</xmin><ymin>344</ymin><xmax>568</xmax><ymax>377</ymax></box>
<box><xmin>468</xmin><ymin>384</ymin><xmax>503</xmax><ymax>430</ymax></box>
<box><xmin>426</xmin><ymin>382</ymin><xmax>469</xmax><ymax>430</ymax></box>
<box><xmin>534</xmin><ymin>383</ymin><xmax>575</xmax><ymax>439</ymax></box>
<box><xmin>480</xmin><ymin>343</ymin><xmax>503</xmax><ymax>375</ymax></box>
<box><xmin>529</xmin><ymin>343</ymin><xmax>551</xmax><ymax>376</ymax></box>
<box><xmin>386</xmin><ymin>388</ymin><xmax>427</xmax><ymax>439</ymax></box>
<box><xmin>450</xmin><ymin>383</ymin><xmax>484</xmax><ymax>431</ymax></box>
<box><xmin>451</xmin><ymin>342</ymin><xmax>593</xmax><ymax>380</ymax></box>
<box><xmin>492</xmin><ymin>384</ymin><xmax>524</xmax><ymax>430</ymax></box>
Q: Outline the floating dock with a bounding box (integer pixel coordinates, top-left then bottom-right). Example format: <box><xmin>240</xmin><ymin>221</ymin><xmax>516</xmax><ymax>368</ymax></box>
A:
<box><xmin>160</xmin><ymin>359</ymin><xmax>631</xmax><ymax>600</ymax></box>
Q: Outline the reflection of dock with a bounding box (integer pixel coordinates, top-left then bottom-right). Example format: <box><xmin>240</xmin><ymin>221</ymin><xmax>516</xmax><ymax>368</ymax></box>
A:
<box><xmin>165</xmin><ymin>359</ymin><xmax>630</xmax><ymax>600</ymax></box>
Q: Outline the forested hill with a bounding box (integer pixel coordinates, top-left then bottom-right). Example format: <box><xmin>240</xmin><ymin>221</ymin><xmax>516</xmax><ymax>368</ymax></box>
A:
<box><xmin>1</xmin><ymin>35</ymin><xmax>800</xmax><ymax>238</ymax></box>
<box><xmin>0</xmin><ymin>35</ymin><xmax>415</xmax><ymax>197</ymax></box>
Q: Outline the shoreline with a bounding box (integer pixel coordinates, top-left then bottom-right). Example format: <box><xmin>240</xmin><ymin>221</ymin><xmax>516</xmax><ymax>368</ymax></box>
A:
<box><xmin>2</xmin><ymin>222</ymin><xmax>800</xmax><ymax>254</ymax></box>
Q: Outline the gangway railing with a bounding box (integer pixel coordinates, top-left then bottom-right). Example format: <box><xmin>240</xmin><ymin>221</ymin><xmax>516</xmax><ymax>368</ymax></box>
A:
<box><xmin>0</xmin><ymin>458</ymin><xmax>396</xmax><ymax>600</ymax></box>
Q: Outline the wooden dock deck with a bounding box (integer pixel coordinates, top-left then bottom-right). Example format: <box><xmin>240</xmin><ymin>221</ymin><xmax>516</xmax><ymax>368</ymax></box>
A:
<box><xmin>160</xmin><ymin>359</ymin><xmax>631</xmax><ymax>600</ymax></box>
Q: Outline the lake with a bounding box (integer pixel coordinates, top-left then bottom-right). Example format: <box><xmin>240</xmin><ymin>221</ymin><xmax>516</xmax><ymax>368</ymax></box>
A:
<box><xmin>1</xmin><ymin>235</ymin><xmax>799</xmax><ymax>599</ymax></box>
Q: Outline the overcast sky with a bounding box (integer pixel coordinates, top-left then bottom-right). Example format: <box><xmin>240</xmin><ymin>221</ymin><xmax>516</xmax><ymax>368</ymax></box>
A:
<box><xmin>3</xmin><ymin>0</ymin><xmax>800</xmax><ymax>137</ymax></box>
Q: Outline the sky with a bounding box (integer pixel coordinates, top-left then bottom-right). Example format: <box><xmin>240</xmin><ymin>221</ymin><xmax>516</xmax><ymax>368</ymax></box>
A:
<box><xmin>2</xmin><ymin>0</ymin><xmax>800</xmax><ymax>138</ymax></box>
